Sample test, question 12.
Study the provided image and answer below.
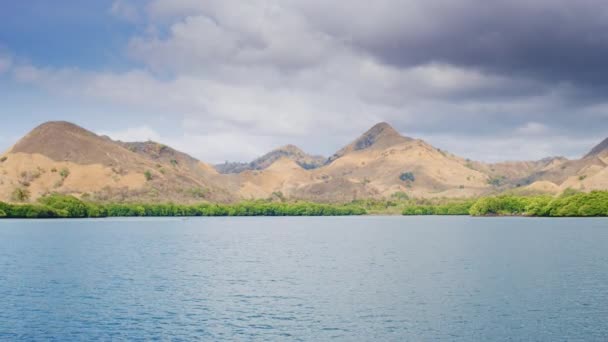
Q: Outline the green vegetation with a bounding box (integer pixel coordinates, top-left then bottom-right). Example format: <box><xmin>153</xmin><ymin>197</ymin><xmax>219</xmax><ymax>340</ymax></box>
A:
<box><xmin>0</xmin><ymin>194</ymin><xmax>366</xmax><ymax>218</ymax></box>
<box><xmin>487</xmin><ymin>176</ymin><xmax>505</xmax><ymax>187</ymax></box>
<box><xmin>351</xmin><ymin>198</ymin><xmax>473</xmax><ymax>215</ymax></box>
<box><xmin>59</xmin><ymin>168</ymin><xmax>70</xmax><ymax>179</ymax></box>
<box><xmin>1</xmin><ymin>192</ymin><xmax>607</xmax><ymax>219</ymax></box>
<box><xmin>402</xmin><ymin>200</ymin><xmax>475</xmax><ymax>215</ymax></box>
<box><xmin>469</xmin><ymin>191</ymin><xmax>608</xmax><ymax>217</ymax></box>
<box><xmin>397</xmin><ymin>191</ymin><xmax>608</xmax><ymax>217</ymax></box>
<box><xmin>11</xmin><ymin>188</ymin><xmax>31</xmax><ymax>202</ymax></box>
<box><xmin>399</xmin><ymin>172</ymin><xmax>415</xmax><ymax>182</ymax></box>
<box><xmin>144</xmin><ymin>170</ymin><xmax>153</xmax><ymax>181</ymax></box>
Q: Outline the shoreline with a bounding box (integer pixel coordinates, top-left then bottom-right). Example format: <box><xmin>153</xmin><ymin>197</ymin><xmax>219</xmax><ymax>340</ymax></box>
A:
<box><xmin>2</xmin><ymin>192</ymin><xmax>607</xmax><ymax>219</ymax></box>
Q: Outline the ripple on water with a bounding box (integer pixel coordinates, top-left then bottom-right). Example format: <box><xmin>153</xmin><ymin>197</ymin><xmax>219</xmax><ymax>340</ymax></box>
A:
<box><xmin>1</xmin><ymin>216</ymin><xmax>608</xmax><ymax>341</ymax></box>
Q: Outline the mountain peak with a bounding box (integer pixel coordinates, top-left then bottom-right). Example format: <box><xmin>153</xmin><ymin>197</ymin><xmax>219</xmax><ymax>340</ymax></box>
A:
<box><xmin>277</xmin><ymin>144</ymin><xmax>305</xmax><ymax>154</ymax></box>
<box><xmin>356</xmin><ymin>122</ymin><xmax>403</xmax><ymax>148</ymax></box>
<box><xmin>585</xmin><ymin>137</ymin><xmax>608</xmax><ymax>158</ymax></box>
<box><xmin>327</xmin><ymin>122</ymin><xmax>411</xmax><ymax>163</ymax></box>
<box><xmin>27</xmin><ymin>121</ymin><xmax>95</xmax><ymax>137</ymax></box>
<box><xmin>10</xmin><ymin>121</ymin><xmax>132</xmax><ymax>165</ymax></box>
<box><xmin>369</xmin><ymin>121</ymin><xmax>397</xmax><ymax>132</ymax></box>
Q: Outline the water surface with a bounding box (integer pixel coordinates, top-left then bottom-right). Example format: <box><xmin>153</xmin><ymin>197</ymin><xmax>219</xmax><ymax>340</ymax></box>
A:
<box><xmin>1</xmin><ymin>217</ymin><xmax>607</xmax><ymax>341</ymax></box>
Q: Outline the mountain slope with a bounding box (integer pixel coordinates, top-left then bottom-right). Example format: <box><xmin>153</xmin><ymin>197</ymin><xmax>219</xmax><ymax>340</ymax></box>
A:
<box><xmin>585</xmin><ymin>137</ymin><xmax>608</xmax><ymax>158</ymax></box>
<box><xmin>11</xmin><ymin>121</ymin><xmax>137</xmax><ymax>166</ymax></box>
<box><xmin>326</xmin><ymin>122</ymin><xmax>412</xmax><ymax>164</ymax></box>
<box><xmin>1</xmin><ymin>120</ymin><xmax>607</xmax><ymax>203</ymax></box>
<box><xmin>235</xmin><ymin>123</ymin><xmax>493</xmax><ymax>201</ymax></box>
<box><xmin>523</xmin><ymin>138</ymin><xmax>608</xmax><ymax>191</ymax></box>
<box><xmin>0</xmin><ymin>122</ymin><xmax>232</xmax><ymax>203</ymax></box>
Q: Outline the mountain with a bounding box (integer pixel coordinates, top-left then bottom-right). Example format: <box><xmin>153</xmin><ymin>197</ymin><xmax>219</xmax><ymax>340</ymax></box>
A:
<box><xmin>215</xmin><ymin>144</ymin><xmax>325</xmax><ymax>173</ymax></box>
<box><xmin>519</xmin><ymin>137</ymin><xmax>608</xmax><ymax>193</ymax></box>
<box><xmin>0</xmin><ymin>121</ymin><xmax>232</xmax><ymax>203</ymax></box>
<box><xmin>1</xmin><ymin>120</ymin><xmax>607</xmax><ymax>203</ymax></box>
<box><xmin>233</xmin><ymin>122</ymin><xmax>491</xmax><ymax>201</ymax></box>
<box><xmin>326</xmin><ymin>122</ymin><xmax>412</xmax><ymax>164</ymax></box>
<box><xmin>11</xmin><ymin>121</ymin><xmax>134</xmax><ymax>166</ymax></box>
<box><xmin>585</xmin><ymin>137</ymin><xmax>608</xmax><ymax>158</ymax></box>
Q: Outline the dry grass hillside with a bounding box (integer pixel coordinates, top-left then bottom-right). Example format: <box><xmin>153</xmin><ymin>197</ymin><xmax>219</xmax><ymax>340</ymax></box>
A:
<box><xmin>1</xmin><ymin>120</ymin><xmax>607</xmax><ymax>203</ymax></box>
<box><xmin>0</xmin><ymin>122</ymin><xmax>232</xmax><ymax>203</ymax></box>
<box><xmin>229</xmin><ymin>123</ymin><xmax>495</xmax><ymax>201</ymax></box>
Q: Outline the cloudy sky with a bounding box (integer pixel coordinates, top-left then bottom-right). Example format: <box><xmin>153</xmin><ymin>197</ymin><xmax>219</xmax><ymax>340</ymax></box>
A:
<box><xmin>1</xmin><ymin>0</ymin><xmax>607</xmax><ymax>163</ymax></box>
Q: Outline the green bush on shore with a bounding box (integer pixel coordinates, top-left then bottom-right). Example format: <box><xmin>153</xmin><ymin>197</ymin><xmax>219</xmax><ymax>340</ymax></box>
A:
<box><xmin>0</xmin><ymin>194</ymin><xmax>367</xmax><ymax>218</ymax></box>
<box><xmin>468</xmin><ymin>191</ymin><xmax>608</xmax><ymax>217</ymax></box>
<box><xmin>401</xmin><ymin>200</ymin><xmax>475</xmax><ymax>215</ymax></box>
<box><xmin>400</xmin><ymin>191</ymin><xmax>608</xmax><ymax>217</ymax></box>
<box><xmin>0</xmin><ymin>191</ymin><xmax>607</xmax><ymax>218</ymax></box>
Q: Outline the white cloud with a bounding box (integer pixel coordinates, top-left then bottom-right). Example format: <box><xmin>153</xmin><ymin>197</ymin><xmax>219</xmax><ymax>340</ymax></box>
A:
<box><xmin>100</xmin><ymin>126</ymin><xmax>161</xmax><ymax>142</ymax></box>
<box><xmin>419</xmin><ymin>133</ymin><xmax>599</xmax><ymax>162</ymax></box>
<box><xmin>11</xmin><ymin>58</ymin><xmax>591</xmax><ymax>161</ymax></box>
<box><xmin>131</xmin><ymin>1</ymin><xmax>337</xmax><ymax>73</ymax></box>
<box><xmin>165</xmin><ymin>132</ymin><xmax>277</xmax><ymax>163</ymax></box>
<box><xmin>5</xmin><ymin>0</ymin><xmax>606</xmax><ymax>163</ymax></box>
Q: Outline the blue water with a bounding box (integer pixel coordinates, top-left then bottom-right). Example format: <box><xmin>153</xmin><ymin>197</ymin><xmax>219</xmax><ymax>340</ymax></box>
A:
<box><xmin>1</xmin><ymin>217</ymin><xmax>607</xmax><ymax>341</ymax></box>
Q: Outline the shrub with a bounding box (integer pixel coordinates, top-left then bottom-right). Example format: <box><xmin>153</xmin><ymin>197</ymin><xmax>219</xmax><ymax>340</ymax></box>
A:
<box><xmin>59</xmin><ymin>168</ymin><xmax>70</xmax><ymax>179</ymax></box>
<box><xmin>469</xmin><ymin>196</ymin><xmax>528</xmax><ymax>216</ymax></box>
<box><xmin>11</xmin><ymin>188</ymin><xmax>30</xmax><ymax>202</ymax></box>
<box><xmin>402</xmin><ymin>201</ymin><xmax>474</xmax><ymax>215</ymax></box>
<box><xmin>0</xmin><ymin>156</ymin><xmax>7</xmax><ymax>162</ymax></box>
<box><xmin>399</xmin><ymin>172</ymin><xmax>415</xmax><ymax>182</ymax></box>
<box><xmin>487</xmin><ymin>177</ymin><xmax>503</xmax><ymax>187</ymax></box>
<box><xmin>144</xmin><ymin>170</ymin><xmax>153</xmax><ymax>181</ymax></box>
<box><xmin>38</xmin><ymin>194</ymin><xmax>89</xmax><ymax>218</ymax></box>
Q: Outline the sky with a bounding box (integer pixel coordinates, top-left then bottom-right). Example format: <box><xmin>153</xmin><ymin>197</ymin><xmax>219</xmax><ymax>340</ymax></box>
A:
<box><xmin>1</xmin><ymin>0</ymin><xmax>607</xmax><ymax>163</ymax></box>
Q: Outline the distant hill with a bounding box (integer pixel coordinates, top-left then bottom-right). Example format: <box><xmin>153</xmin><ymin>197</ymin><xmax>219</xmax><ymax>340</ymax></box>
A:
<box><xmin>1</xmin><ymin>120</ymin><xmax>607</xmax><ymax>203</ymax></box>
<box><xmin>585</xmin><ymin>137</ymin><xmax>608</xmax><ymax>158</ymax></box>
<box><xmin>215</xmin><ymin>144</ymin><xmax>325</xmax><ymax>173</ymax></box>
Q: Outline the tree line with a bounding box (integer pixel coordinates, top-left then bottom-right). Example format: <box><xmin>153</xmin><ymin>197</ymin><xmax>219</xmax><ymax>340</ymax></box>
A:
<box><xmin>400</xmin><ymin>191</ymin><xmax>608</xmax><ymax>217</ymax></box>
<box><xmin>1</xmin><ymin>191</ymin><xmax>607</xmax><ymax>218</ymax></box>
<box><xmin>0</xmin><ymin>194</ymin><xmax>367</xmax><ymax>218</ymax></box>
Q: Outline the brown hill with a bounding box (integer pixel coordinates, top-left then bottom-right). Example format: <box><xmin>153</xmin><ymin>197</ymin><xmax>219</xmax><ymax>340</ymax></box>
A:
<box><xmin>0</xmin><ymin>122</ymin><xmax>231</xmax><ymax>203</ymax></box>
<box><xmin>326</xmin><ymin>122</ymin><xmax>412</xmax><ymax>164</ymax></box>
<box><xmin>2</xmin><ymin>121</ymin><xmax>607</xmax><ymax>203</ymax></box>
<box><xmin>11</xmin><ymin>121</ymin><xmax>135</xmax><ymax>166</ymax></box>
<box><xmin>233</xmin><ymin>123</ymin><xmax>492</xmax><ymax>201</ymax></box>
<box><xmin>523</xmin><ymin>137</ymin><xmax>608</xmax><ymax>191</ymax></box>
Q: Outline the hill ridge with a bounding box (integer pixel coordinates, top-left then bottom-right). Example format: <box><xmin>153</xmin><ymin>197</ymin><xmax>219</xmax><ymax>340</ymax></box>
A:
<box><xmin>326</xmin><ymin>122</ymin><xmax>412</xmax><ymax>164</ymax></box>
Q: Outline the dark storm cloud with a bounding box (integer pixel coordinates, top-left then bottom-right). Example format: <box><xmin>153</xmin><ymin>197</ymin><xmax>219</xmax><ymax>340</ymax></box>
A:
<box><xmin>301</xmin><ymin>0</ymin><xmax>608</xmax><ymax>87</ymax></box>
